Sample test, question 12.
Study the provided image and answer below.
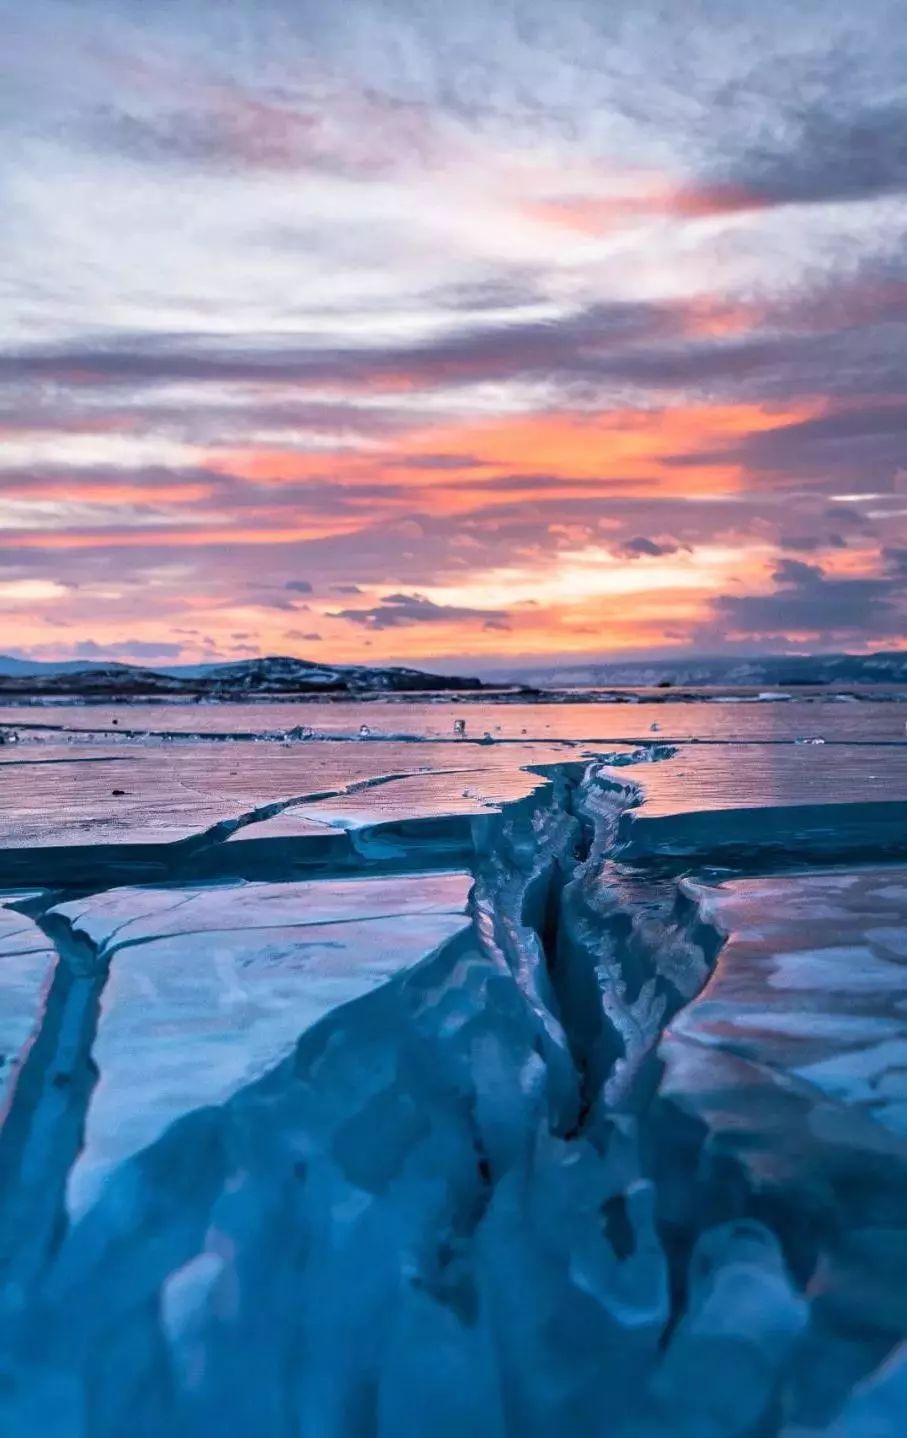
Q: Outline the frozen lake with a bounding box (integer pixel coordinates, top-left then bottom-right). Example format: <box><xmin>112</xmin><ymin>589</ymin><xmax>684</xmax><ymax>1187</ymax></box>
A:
<box><xmin>2</xmin><ymin>691</ymin><xmax>907</xmax><ymax>743</ymax></box>
<box><xmin>2</xmin><ymin>696</ymin><xmax>907</xmax><ymax>1435</ymax></box>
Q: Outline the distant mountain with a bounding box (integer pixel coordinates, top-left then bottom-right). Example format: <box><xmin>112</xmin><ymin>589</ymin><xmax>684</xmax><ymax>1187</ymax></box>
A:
<box><xmin>190</xmin><ymin>656</ymin><xmax>482</xmax><ymax>695</ymax></box>
<box><xmin>0</xmin><ymin>654</ymin><xmax>482</xmax><ymax>697</ymax></box>
<box><xmin>0</xmin><ymin>656</ymin><xmax>136</xmax><ymax>677</ymax></box>
<box><xmin>5</xmin><ymin>649</ymin><xmax>907</xmax><ymax>700</ymax></box>
<box><xmin>495</xmin><ymin>651</ymin><xmax>907</xmax><ymax>689</ymax></box>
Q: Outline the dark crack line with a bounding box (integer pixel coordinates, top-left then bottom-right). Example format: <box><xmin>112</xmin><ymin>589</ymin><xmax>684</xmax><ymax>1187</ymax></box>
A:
<box><xmin>0</xmin><ymin>909</ymin><xmax>107</xmax><ymax>1294</ymax></box>
<box><xmin>87</xmin><ymin>903</ymin><xmax>470</xmax><ymax>963</ymax></box>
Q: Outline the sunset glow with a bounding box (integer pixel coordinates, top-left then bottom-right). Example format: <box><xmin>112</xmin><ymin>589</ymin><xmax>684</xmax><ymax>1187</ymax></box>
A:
<box><xmin>2</xmin><ymin>1</ymin><xmax>905</xmax><ymax>670</ymax></box>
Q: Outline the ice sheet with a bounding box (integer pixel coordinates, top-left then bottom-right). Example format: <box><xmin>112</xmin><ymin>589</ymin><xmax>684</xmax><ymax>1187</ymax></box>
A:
<box><xmin>51</xmin><ymin>871</ymin><xmax>473</xmax><ymax>1218</ymax></box>
<box><xmin>2</xmin><ymin>695</ymin><xmax>906</xmax><ymax>742</ymax></box>
<box><xmin>665</xmin><ymin>869</ymin><xmax>907</xmax><ymax>1135</ymax></box>
<box><xmin>2</xmin><ymin>712</ymin><xmax>907</xmax><ymax>1436</ymax></box>
<box><xmin>0</xmin><ymin>898</ymin><xmax>57</xmax><ymax>1120</ymax></box>
<box><xmin>0</xmin><ymin>741</ymin><xmax>578</xmax><ymax>852</ymax></box>
<box><xmin>656</xmin><ymin>867</ymin><xmax>907</xmax><ymax>1426</ymax></box>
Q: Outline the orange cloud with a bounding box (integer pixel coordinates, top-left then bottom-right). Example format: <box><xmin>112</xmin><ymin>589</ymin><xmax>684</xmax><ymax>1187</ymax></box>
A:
<box><xmin>526</xmin><ymin>181</ymin><xmax>767</xmax><ymax>235</ymax></box>
<box><xmin>397</xmin><ymin>400</ymin><xmax>820</xmax><ymax>498</ymax></box>
<box><xmin>11</xmin><ymin>519</ymin><xmax>363</xmax><ymax>550</ymax></box>
<box><xmin>2</xmin><ymin>477</ymin><xmax>216</xmax><ymax>504</ymax></box>
<box><xmin>212</xmin><ymin>399</ymin><xmax>820</xmax><ymax>511</ymax></box>
<box><xmin>672</xmin><ymin>296</ymin><xmax>762</xmax><ymax>339</ymax></box>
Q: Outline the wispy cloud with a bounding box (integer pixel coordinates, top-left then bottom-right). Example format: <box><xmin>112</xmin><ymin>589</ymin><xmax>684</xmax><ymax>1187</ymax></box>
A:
<box><xmin>1</xmin><ymin>0</ymin><xmax>903</xmax><ymax>661</ymax></box>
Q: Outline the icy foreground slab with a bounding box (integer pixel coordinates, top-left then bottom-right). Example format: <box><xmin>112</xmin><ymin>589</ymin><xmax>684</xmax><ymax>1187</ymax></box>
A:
<box><xmin>0</xmin><ymin>759</ymin><xmax>678</xmax><ymax>1438</ymax></box>
<box><xmin>0</xmin><ymin>741</ymin><xmax>570</xmax><ymax>850</ymax></box>
<box><xmin>0</xmin><ymin>897</ymin><xmax>56</xmax><ymax>1118</ymax></box>
<box><xmin>48</xmin><ymin>872</ymin><xmax>473</xmax><ymax>1217</ymax></box>
<box><xmin>0</xmin><ymin>740</ymin><xmax>584</xmax><ymax>889</ymax></box>
<box><xmin>656</xmin><ymin>867</ymin><xmax>907</xmax><ymax>1429</ymax></box>
<box><xmin>4</xmin><ymin>736</ymin><xmax>907</xmax><ymax>1437</ymax></box>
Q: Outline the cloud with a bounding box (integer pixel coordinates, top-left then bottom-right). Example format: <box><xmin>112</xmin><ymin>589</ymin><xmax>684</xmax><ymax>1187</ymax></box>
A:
<box><xmin>779</xmin><ymin>531</ymin><xmax>847</xmax><ymax>552</ymax></box>
<box><xmin>249</xmin><ymin>582</ymin><xmax>313</xmax><ymax>612</ymax></box>
<box><xmin>3</xmin><ymin>0</ymin><xmax>904</xmax><ymax>663</ymax></box>
<box><xmin>728</xmin><ymin>97</ymin><xmax>907</xmax><ymax>209</ymax></box>
<box><xmin>0</xmin><ymin>300</ymin><xmax>667</xmax><ymax>395</ymax></box>
<box><xmin>616</xmin><ymin>536</ymin><xmax>685</xmax><ymax>559</ymax></box>
<box><xmin>526</xmin><ymin>183</ymin><xmax>766</xmax><ymax>235</ymax></box>
<box><xmin>329</xmin><ymin>591</ymin><xmax>511</xmax><ymax>631</ymax></box>
<box><xmin>667</xmin><ymin>394</ymin><xmax>907</xmax><ymax>496</ymax></box>
<box><xmin>73</xmin><ymin>638</ymin><xmax>185</xmax><ymax>660</ymax></box>
<box><xmin>87</xmin><ymin>71</ymin><xmax>446</xmax><ymax>182</ymax></box>
<box><xmin>284</xmin><ymin>628</ymin><xmax>322</xmax><ymax>642</ymax></box>
<box><xmin>2</xmin><ymin>267</ymin><xmax>903</xmax><ymax>438</ymax></box>
<box><xmin>702</xmin><ymin>554</ymin><xmax>907</xmax><ymax>643</ymax></box>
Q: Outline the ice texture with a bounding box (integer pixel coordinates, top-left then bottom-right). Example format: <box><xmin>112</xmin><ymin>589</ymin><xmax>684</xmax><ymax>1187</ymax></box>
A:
<box><xmin>655</xmin><ymin>868</ymin><xmax>907</xmax><ymax>1429</ymax></box>
<box><xmin>1</xmin><ymin>709</ymin><xmax>907</xmax><ymax>1436</ymax></box>
<box><xmin>0</xmin><ymin>897</ymin><xmax>57</xmax><ymax>1120</ymax></box>
<box><xmin>49</xmin><ymin>872</ymin><xmax>473</xmax><ymax>1218</ymax></box>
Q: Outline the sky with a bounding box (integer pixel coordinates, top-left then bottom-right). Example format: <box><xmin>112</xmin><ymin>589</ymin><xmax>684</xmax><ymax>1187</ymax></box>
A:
<box><xmin>2</xmin><ymin>0</ymin><xmax>907</xmax><ymax>672</ymax></box>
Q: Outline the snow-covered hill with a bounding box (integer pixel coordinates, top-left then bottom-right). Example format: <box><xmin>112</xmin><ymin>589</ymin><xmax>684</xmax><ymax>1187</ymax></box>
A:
<box><xmin>0</xmin><ymin>654</ymin><xmax>482</xmax><ymax>696</ymax></box>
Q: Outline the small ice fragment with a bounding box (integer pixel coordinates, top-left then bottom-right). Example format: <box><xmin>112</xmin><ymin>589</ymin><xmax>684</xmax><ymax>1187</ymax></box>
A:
<box><xmin>358</xmin><ymin>723</ymin><xmax>371</xmax><ymax>738</ymax></box>
<box><xmin>285</xmin><ymin>725</ymin><xmax>314</xmax><ymax>741</ymax></box>
<box><xmin>795</xmin><ymin>736</ymin><xmax>826</xmax><ymax>745</ymax></box>
<box><xmin>453</xmin><ymin>718</ymin><xmax>466</xmax><ymax>737</ymax></box>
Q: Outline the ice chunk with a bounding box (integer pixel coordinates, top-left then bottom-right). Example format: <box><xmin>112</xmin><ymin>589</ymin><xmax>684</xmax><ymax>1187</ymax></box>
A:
<box><xmin>655</xmin><ymin>866</ymin><xmax>907</xmax><ymax>1425</ymax></box>
<box><xmin>0</xmin><ymin>896</ymin><xmax>57</xmax><ymax>1121</ymax></box>
<box><xmin>632</xmin><ymin>1221</ymin><xmax>806</xmax><ymax>1436</ymax></box>
<box><xmin>283</xmin><ymin>724</ymin><xmax>314</xmax><ymax>741</ymax></box>
<box><xmin>53</xmin><ymin>871</ymin><xmax>473</xmax><ymax>1217</ymax></box>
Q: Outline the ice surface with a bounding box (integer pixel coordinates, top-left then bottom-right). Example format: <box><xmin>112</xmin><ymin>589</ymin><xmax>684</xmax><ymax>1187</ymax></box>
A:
<box><xmin>3</xmin><ymin>694</ymin><xmax>907</xmax><ymax>742</ymax></box>
<box><xmin>0</xmin><ymin>897</ymin><xmax>56</xmax><ymax>1121</ymax></box>
<box><xmin>656</xmin><ymin>867</ymin><xmax>907</xmax><ymax>1427</ymax></box>
<box><xmin>2</xmin><ymin>705</ymin><xmax>907</xmax><ymax>1436</ymax></box>
<box><xmin>630</xmin><ymin>1220</ymin><xmax>808</xmax><ymax>1437</ymax></box>
<box><xmin>620</xmin><ymin>742</ymin><xmax>907</xmax><ymax>818</ymax></box>
<box><xmin>51</xmin><ymin>872</ymin><xmax>473</xmax><ymax>1217</ymax></box>
<box><xmin>0</xmin><ymin>760</ymin><xmax>674</xmax><ymax>1437</ymax></box>
<box><xmin>820</xmin><ymin>1343</ymin><xmax>907</xmax><ymax>1436</ymax></box>
<box><xmin>0</xmin><ymin>741</ymin><xmax>576</xmax><ymax>854</ymax></box>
